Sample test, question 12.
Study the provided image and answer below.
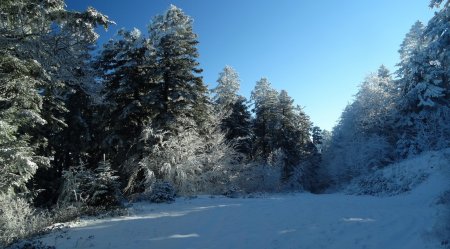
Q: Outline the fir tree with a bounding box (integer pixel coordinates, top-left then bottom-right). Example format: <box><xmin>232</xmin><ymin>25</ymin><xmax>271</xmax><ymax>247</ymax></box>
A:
<box><xmin>312</xmin><ymin>126</ymin><xmax>323</xmax><ymax>149</ymax></box>
<box><xmin>0</xmin><ymin>0</ymin><xmax>110</xmax><ymax>200</ymax></box>
<box><xmin>212</xmin><ymin>65</ymin><xmax>240</xmax><ymax>111</ymax></box>
<box><xmin>251</xmin><ymin>78</ymin><xmax>279</xmax><ymax>161</ymax></box>
<box><xmin>96</xmin><ymin>28</ymin><xmax>158</xmax><ymax>175</ymax></box>
<box><xmin>395</xmin><ymin>5</ymin><xmax>450</xmax><ymax>156</ymax></box>
<box><xmin>89</xmin><ymin>158</ymin><xmax>121</xmax><ymax>207</ymax></box>
<box><xmin>148</xmin><ymin>5</ymin><xmax>209</xmax><ymax>132</ymax></box>
<box><xmin>212</xmin><ymin>66</ymin><xmax>252</xmax><ymax>156</ymax></box>
<box><xmin>276</xmin><ymin>90</ymin><xmax>303</xmax><ymax>180</ymax></box>
<box><xmin>221</xmin><ymin>96</ymin><xmax>253</xmax><ymax>156</ymax></box>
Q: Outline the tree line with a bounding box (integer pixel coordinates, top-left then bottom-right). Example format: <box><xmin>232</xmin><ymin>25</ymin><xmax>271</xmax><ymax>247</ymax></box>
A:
<box><xmin>0</xmin><ymin>1</ymin><xmax>320</xmax><ymax>214</ymax></box>
<box><xmin>322</xmin><ymin>1</ymin><xmax>450</xmax><ymax>186</ymax></box>
<box><xmin>1</xmin><ymin>0</ymin><xmax>449</xmax><ymax>246</ymax></box>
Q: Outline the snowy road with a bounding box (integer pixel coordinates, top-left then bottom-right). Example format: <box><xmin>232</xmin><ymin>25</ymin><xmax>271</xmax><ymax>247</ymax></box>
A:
<box><xmin>39</xmin><ymin>189</ymin><xmax>441</xmax><ymax>249</ymax></box>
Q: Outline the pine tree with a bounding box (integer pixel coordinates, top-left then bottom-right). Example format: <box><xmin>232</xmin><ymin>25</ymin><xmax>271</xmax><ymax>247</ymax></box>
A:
<box><xmin>0</xmin><ymin>1</ymin><xmax>50</xmax><ymax>196</ymax></box>
<box><xmin>312</xmin><ymin>126</ymin><xmax>323</xmax><ymax>149</ymax></box>
<box><xmin>251</xmin><ymin>78</ymin><xmax>279</xmax><ymax>161</ymax></box>
<box><xmin>221</xmin><ymin>96</ymin><xmax>253</xmax><ymax>156</ymax></box>
<box><xmin>0</xmin><ymin>0</ymin><xmax>110</xmax><ymax>199</ymax></box>
<box><xmin>276</xmin><ymin>90</ymin><xmax>303</xmax><ymax>180</ymax></box>
<box><xmin>96</xmin><ymin>28</ymin><xmax>157</xmax><ymax>174</ymax></box>
<box><xmin>395</xmin><ymin>5</ymin><xmax>450</xmax><ymax>156</ymax></box>
<box><xmin>323</xmin><ymin>67</ymin><xmax>396</xmax><ymax>183</ymax></box>
<box><xmin>89</xmin><ymin>158</ymin><xmax>121</xmax><ymax>207</ymax></box>
<box><xmin>148</xmin><ymin>5</ymin><xmax>209</xmax><ymax>132</ymax></box>
<box><xmin>212</xmin><ymin>65</ymin><xmax>240</xmax><ymax>111</ymax></box>
<box><xmin>356</xmin><ymin>66</ymin><xmax>397</xmax><ymax>137</ymax></box>
<box><xmin>212</xmin><ymin>66</ymin><xmax>252</xmax><ymax>156</ymax></box>
<box><xmin>397</xmin><ymin>21</ymin><xmax>425</xmax><ymax>74</ymax></box>
<box><xmin>0</xmin><ymin>56</ymin><xmax>47</xmax><ymax>196</ymax></box>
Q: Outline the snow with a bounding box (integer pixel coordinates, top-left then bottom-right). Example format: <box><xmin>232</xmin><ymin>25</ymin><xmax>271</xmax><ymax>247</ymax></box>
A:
<box><xmin>345</xmin><ymin>149</ymin><xmax>450</xmax><ymax>196</ymax></box>
<box><xmin>32</xmin><ymin>151</ymin><xmax>448</xmax><ymax>249</ymax></box>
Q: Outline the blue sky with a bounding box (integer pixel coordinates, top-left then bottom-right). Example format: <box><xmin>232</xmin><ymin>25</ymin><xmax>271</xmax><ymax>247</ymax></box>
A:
<box><xmin>66</xmin><ymin>0</ymin><xmax>435</xmax><ymax>131</ymax></box>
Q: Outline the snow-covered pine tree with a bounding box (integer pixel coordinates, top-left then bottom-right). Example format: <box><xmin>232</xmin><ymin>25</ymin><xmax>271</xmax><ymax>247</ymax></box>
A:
<box><xmin>251</xmin><ymin>78</ymin><xmax>280</xmax><ymax>161</ymax></box>
<box><xmin>323</xmin><ymin>66</ymin><xmax>396</xmax><ymax>184</ymax></box>
<box><xmin>250</xmin><ymin>80</ymin><xmax>318</xmax><ymax>190</ymax></box>
<box><xmin>398</xmin><ymin>21</ymin><xmax>425</xmax><ymax>63</ymax></box>
<box><xmin>57</xmin><ymin>164</ymin><xmax>95</xmax><ymax>207</ymax></box>
<box><xmin>356</xmin><ymin>66</ymin><xmax>398</xmax><ymax>138</ymax></box>
<box><xmin>0</xmin><ymin>0</ymin><xmax>109</xmax><ymax>201</ymax></box>
<box><xmin>276</xmin><ymin>90</ymin><xmax>304</xmax><ymax>181</ymax></box>
<box><xmin>96</xmin><ymin>28</ymin><xmax>158</xmax><ymax>176</ymax></box>
<box><xmin>148</xmin><ymin>5</ymin><xmax>209</xmax><ymax>132</ymax></box>
<box><xmin>395</xmin><ymin>4</ymin><xmax>450</xmax><ymax>157</ymax></box>
<box><xmin>0</xmin><ymin>42</ymin><xmax>52</xmax><ymax>197</ymax></box>
<box><xmin>221</xmin><ymin>96</ymin><xmax>253</xmax><ymax>156</ymax></box>
<box><xmin>0</xmin><ymin>122</ymin><xmax>34</xmax><ymax>196</ymax></box>
<box><xmin>89</xmin><ymin>158</ymin><xmax>122</xmax><ymax>207</ymax></box>
<box><xmin>276</xmin><ymin>91</ymin><xmax>319</xmax><ymax>190</ymax></box>
<box><xmin>212</xmin><ymin>66</ymin><xmax>252</xmax><ymax>156</ymax></box>
<box><xmin>212</xmin><ymin>65</ymin><xmax>240</xmax><ymax>111</ymax></box>
<box><xmin>312</xmin><ymin>126</ymin><xmax>323</xmax><ymax>149</ymax></box>
<box><xmin>0</xmin><ymin>1</ymin><xmax>50</xmax><ymax>197</ymax></box>
<box><xmin>34</xmin><ymin>3</ymin><xmax>112</xmax><ymax>206</ymax></box>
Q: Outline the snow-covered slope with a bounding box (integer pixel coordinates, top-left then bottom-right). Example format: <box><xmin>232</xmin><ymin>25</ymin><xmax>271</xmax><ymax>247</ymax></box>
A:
<box><xmin>345</xmin><ymin>149</ymin><xmax>450</xmax><ymax>197</ymax></box>
<box><xmin>22</xmin><ymin>150</ymin><xmax>449</xmax><ymax>249</ymax></box>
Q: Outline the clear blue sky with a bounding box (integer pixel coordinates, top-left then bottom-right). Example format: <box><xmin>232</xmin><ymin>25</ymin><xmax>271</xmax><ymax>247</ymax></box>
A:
<box><xmin>66</xmin><ymin>0</ymin><xmax>435</xmax><ymax>131</ymax></box>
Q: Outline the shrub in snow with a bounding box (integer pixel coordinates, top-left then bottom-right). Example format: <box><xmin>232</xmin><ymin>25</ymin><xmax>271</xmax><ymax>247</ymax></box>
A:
<box><xmin>345</xmin><ymin>149</ymin><xmax>450</xmax><ymax>196</ymax></box>
<box><xmin>87</xmin><ymin>160</ymin><xmax>122</xmax><ymax>207</ymax></box>
<box><xmin>222</xmin><ymin>185</ymin><xmax>243</xmax><ymax>198</ymax></box>
<box><xmin>57</xmin><ymin>165</ymin><xmax>95</xmax><ymax>207</ymax></box>
<box><xmin>325</xmin><ymin>134</ymin><xmax>392</xmax><ymax>184</ymax></box>
<box><xmin>147</xmin><ymin>181</ymin><xmax>176</xmax><ymax>203</ymax></box>
<box><xmin>281</xmin><ymin>163</ymin><xmax>305</xmax><ymax>191</ymax></box>
<box><xmin>135</xmin><ymin>125</ymin><xmax>204</xmax><ymax>196</ymax></box>
<box><xmin>58</xmin><ymin>162</ymin><xmax>122</xmax><ymax>209</ymax></box>
<box><xmin>0</xmin><ymin>194</ymin><xmax>50</xmax><ymax>247</ymax></box>
<box><xmin>346</xmin><ymin>171</ymin><xmax>428</xmax><ymax>196</ymax></box>
<box><xmin>235</xmin><ymin>161</ymin><xmax>282</xmax><ymax>193</ymax></box>
<box><xmin>130</xmin><ymin>116</ymin><xmax>240</xmax><ymax>196</ymax></box>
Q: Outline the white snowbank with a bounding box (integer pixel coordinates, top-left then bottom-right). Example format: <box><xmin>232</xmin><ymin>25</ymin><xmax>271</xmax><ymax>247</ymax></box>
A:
<box><xmin>25</xmin><ymin>150</ymin><xmax>449</xmax><ymax>249</ymax></box>
<box><xmin>345</xmin><ymin>149</ymin><xmax>450</xmax><ymax>196</ymax></box>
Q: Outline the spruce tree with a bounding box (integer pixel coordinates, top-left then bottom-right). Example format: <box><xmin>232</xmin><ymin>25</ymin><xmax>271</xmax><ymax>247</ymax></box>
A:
<box><xmin>212</xmin><ymin>65</ymin><xmax>240</xmax><ymax>111</ymax></box>
<box><xmin>96</xmin><ymin>28</ymin><xmax>158</xmax><ymax>175</ymax></box>
<box><xmin>0</xmin><ymin>0</ymin><xmax>110</xmax><ymax>202</ymax></box>
<box><xmin>312</xmin><ymin>126</ymin><xmax>323</xmax><ymax>149</ymax></box>
<box><xmin>0</xmin><ymin>55</ymin><xmax>48</xmax><ymax>196</ymax></box>
<box><xmin>212</xmin><ymin>66</ymin><xmax>252</xmax><ymax>156</ymax></box>
<box><xmin>395</xmin><ymin>5</ymin><xmax>450</xmax><ymax>156</ymax></box>
<box><xmin>251</xmin><ymin>78</ymin><xmax>279</xmax><ymax>161</ymax></box>
<box><xmin>148</xmin><ymin>5</ymin><xmax>209</xmax><ymax>132</ymax></box>
<box><xmin>222</xmin><ymin>96</ymin><xmax>253</xmax><ymax>156</ymax></box>
<box><xmin>276</xmin><ymin>90</ymin><xmax>302</xmax><ymax>179</ymax></box>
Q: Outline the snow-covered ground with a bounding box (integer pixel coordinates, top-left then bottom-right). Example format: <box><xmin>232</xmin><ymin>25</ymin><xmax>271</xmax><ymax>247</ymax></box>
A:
<box><xmin>30</xmin><ymin>151</ymin><xmax>449</xmax><ymax>249</ymax></box>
